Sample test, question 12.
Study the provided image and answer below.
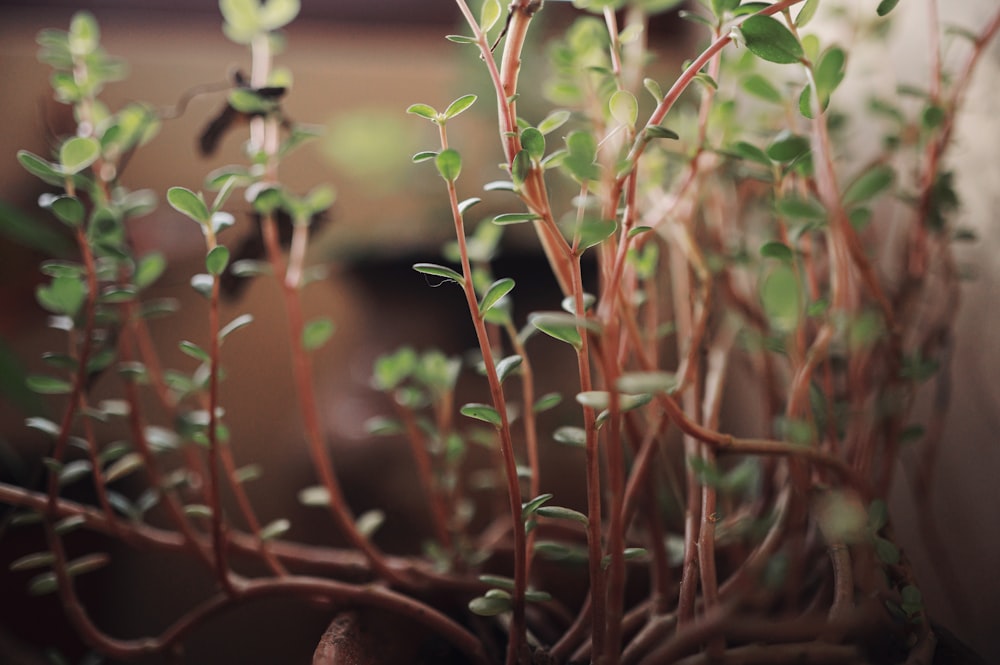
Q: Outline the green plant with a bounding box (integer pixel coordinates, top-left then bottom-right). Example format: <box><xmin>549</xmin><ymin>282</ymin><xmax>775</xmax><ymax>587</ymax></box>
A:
<box><xmin>2</xmin><ymin>1</ymin><xmax>998</xmax><ymax>664</ymax></box>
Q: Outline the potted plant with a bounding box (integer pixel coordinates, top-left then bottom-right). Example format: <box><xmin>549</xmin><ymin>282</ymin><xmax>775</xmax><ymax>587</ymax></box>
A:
<box><xmin>1</xmin><ymin>0</ymin><xmax>996</xmax><ymax>663</ymax></box>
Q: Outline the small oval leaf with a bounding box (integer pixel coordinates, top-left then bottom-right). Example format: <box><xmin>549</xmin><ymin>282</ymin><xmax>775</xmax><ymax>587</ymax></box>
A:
<box><xmin>469</xmin><ymin>594</ymin><xmax>512</xmax><ymax>616</ymax></box>
<box><xmin>444</xmin><ymin>94</ymin><xmax>477</xmax><ymax>120</ymax></box>
<box><xmin>435</xmin><ymin>148</ymin><xmax>462</xmax><ymax>181</ymax></box>
<box><xmin>406</xmin><ymin>103</ymin><xmax>438</xmax><ymax>121</ymax></box>
<box><xmin>738</xmin><ymin>15</ymin><xmax>805</xmax><ymax>65</ymax></box>
<box><xmin>167</xmin><ymin>187</ymin><xmax>210</xmax><ymax>224</ymax></box>
<box><xmin>460</xmin><ymin>402</ymin><xmax>502</xmax><ymax>427</ymax></box>
<box><xmin>302</xmin><ymin>317</ymin><xmax>336</xmax><ymax>351</ymax></box>
<box><xmin>205</xmin><ymin>245</ymin><xmax>230</xmax><ymax>276</ymax></box>
<box><xmin>536</xmin><ymin>505</ymin><xmax>589</xmax><ymax>526</ymax></box>
<box><xmin>59</xmin><ymin>136</ymin><xmax>101</xmax><ymax>175</ymax></box>
<box><xmin>479</xmin><ymin>278</ymin><xmax>515</xmax><ymax>315</ymax></box>
<box><xmin>413</xmin><ymin>262</ymin><xmax>464</xmax><ymax>285</ymax></box>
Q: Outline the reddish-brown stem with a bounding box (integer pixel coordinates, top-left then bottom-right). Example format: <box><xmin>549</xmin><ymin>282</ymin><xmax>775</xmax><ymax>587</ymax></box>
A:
<box><xmin>46</xmin><ymin>225</ymin><xmax>99</xmax><ymax>511</ymax></box>
<box><xmin>217</xmin><ymin>444</ymin><xmax>288</xmax><ymax>576</ymax></box>
<box><xmin>437</xmin><ymin>128</ymin><xmax>526</xmax><ymax>662</ymax></box>
<box><xmin>119</xmin><ymin>329</ymin><xmax>214</xmax><ymax>569</ymax></box>
<box><xmin>504</xmin><ymin>319</ymin><xmax>540</xmax><ymax>579</ymax></box>
<box><xmin>77</xmin><ymin>392</ymin><xmax>120</xmax><ymax>538</ymax></box>
<box><xmin>455</xmin><ymin>0</ymin><xmax>576</xmax><ymax>295</ymax></box>
<box><xmin>258</xmin><ymin>213</ymin><xmax>402</xmax><ymax>584</ymax></box>
<box><xmin>35</xmin><ymin>516</ymin><xmax>488</xmax><ymax>665</ymax></box>
<box><xmin>698</xmin><ymin>338</ymin><xmax>731</xmax><ymax>627</ymax></box>
<box><xmin>601</xmin><ymin>354</ymin><xmax>626</xmax><ymax>665</ymax></box>
<box><xmin>206</xmin><ymin>273</ymin><xmax>234</xmax><ymax>594</ymax></box>
<box><xmin>395</xmin><ymin>403</ymin><xmax>454</xmax><ymax>551</ymax></box>
<box><xmin>622</xmin><ymin>0</ymin><xmax>805</xmax><ymax>173</ymax></box>
<box><xmin>570</xmin><ymin>257</ymin><xmax>608</xmax><ymax>661</ymax></box>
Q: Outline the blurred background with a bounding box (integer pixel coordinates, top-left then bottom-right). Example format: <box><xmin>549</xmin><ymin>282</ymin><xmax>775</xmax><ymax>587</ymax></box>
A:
<box><xmin>0</xmin><ymin>0</ymin><xmax>997</xmax><ymax>663</ymax></box>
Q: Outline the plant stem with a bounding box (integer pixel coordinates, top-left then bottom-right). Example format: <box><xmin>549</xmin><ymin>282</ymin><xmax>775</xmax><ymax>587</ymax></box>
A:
<box><xmin>437</xmin><ymin>120</ymin><xmax>527</xmax><ymax>663</ymax></box>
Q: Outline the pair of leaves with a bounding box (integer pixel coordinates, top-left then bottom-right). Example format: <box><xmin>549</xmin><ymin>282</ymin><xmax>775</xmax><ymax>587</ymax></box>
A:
<box><xmin>220</xmin><ymin>0</ymin><xmax>300</xmax><ymax>44</ymax></box>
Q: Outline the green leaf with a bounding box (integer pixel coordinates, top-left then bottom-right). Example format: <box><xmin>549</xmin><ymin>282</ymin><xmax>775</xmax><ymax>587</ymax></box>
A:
<box><xmin>552</xmin><ymin>426</ymin><xmax>585</xmax><ymax>447</ymax></box>
<box><xmin>45</xmin><ymin>195</ymin><xmax>85</xmax><ymax>227</ymax></box>
<box><xmin>874</xmin><ymin>535</ymin><xmax>899</xmax><ymax>564</ymax></box>
<box><xmin>738</xmin><ymin>15</ymin><xmax>805</xmax><ymax>65</ymax></box>
<box><xmin>521</xmin><ymin>128</ymin><xmax>546</xmax><ymax>161</ymax></box>
<box><xmin>525</xmin><ymin>589</ymin><xmax>553</xmax><ymax>602</ymax></box>
<box><xmin>27</xmin><ymin>572</ymin><xmax>58</xmax><ymax>596</ymax></box>
<box><xmin>134</xmin><ymin>253</ymin><xmax>166</xmax><ymax>289</ymax></box>
<box><xmin>406</xmin><ymin>103</ymin><xmax>439</xmax><ymax>121</ymax></box>
<box><xmin>496</xmin><ymin>355</ymin><xmax>523</xmax><ymax>384</ymax></box>
<box><xmin>36</xmin><ymin>274</ymin><xmax>86</xmax><ymax>317</ymax></box>
<box><xmin>537</xmin><ymin>110</ymin><xmax>571</xmax><ymax>135</ymax></box>
<box><xmin>576</xmin><ymin>391</ymin><xmax>610</xmax><ymax>409</ymax></box>
<box><xmin>469</xmin><ymin>594</ymin><xmax>511</xmax><ymax>616</ymax></box>
<box><xmin>458</xmin><ymin>197</ymin><xmax>481</xmax><ymax>216</ymax></box>
<box><xmin>218</xmin><ymin>314</ymin><xmax>254</xmax><ymax>340</ymax></box>
<box><xmin>104</xmin><ymin>452</ymin><xmax>143</xmax><ymax>483</ymax></box>
<box><xmin>536</xmin><ymin>505</ymin><xmax>589</xmax><ymax>526</ymax></box>
<box><xmin>68</xmin><ymin>11</ymin><xmax>100</xmax><ymax>55</ymax></box>
<box><xmin>356</xmin><ymin>509</ymin><xmax>385</xmax><ymax>538</ymax></box>
<box><xmin>479</xmin><ymin>574</ymin><xmax>516</xmax><ymax>590</ymax></box>
<box><xmin>298</xmin><ymin>485</ymin><xmax>331</xmax><ymax>507</ymax></box>
<box><xmin>643</xmin><ymin>77</ymin><xmax>663</xmax><ymax>102</ymax></box>
<box><xmin>710</xmin><ymin>0</ymin><xmax>741</xmax><ymax>17</ymax></box>
<box><xmin>533</xmin><ymin>392</ymin><xmax>562</xmax><ymax>413</ymax></box>
<box><xmin>876</xmin><ymin>0</ymin><xmax>900</xmax><ymax>17</ymax></box>
<box><xmin>760</xmin><ymin>241</ymin><xmax>794</xmax><ymax>262</ymax></box>
<box><xmin>741</xmin><ymin>73</ymin><xmax>783</xmax><ymax>104</ymax></box>
<box><xmin>577</xmin><ymin>217</ymin><xmax>618</xmax><ymax>250</ymax></box>
<box><xmin>522</xmin><ymin>493</ymin><xmax>554</xmax><ymax>520</ymax></box>
<box><xmin>179</xmin><ymin>340</ymin><xmax>210</xmax><ymax>363</ymax></box>
<box><xmin>480</xmin><ymin>0</ymin><xmax>503</xmax><ymax>31</ymax></box>
<box><xmin>205</xmin><ymin>245</ymin><xmax>230</xmax><ymax>276</ymax></box>
<box><xmin>563</xmin><ymin>131</ymin><xmax>600</xmax><ymax>181</ymax></box>
<box><xmin>460</xmin><ymin>403</ymin><xmax>502</xmax><ymax>427</ymax></box>
<box><xmin>54</xmin><ymin>514</ymin><xmax>86</xmax><ymax>535</ymax></box>
<box><xmin>479</xmin><ymin>278</ymin><xmax>515</xmax><ymax>315</ymax></box>
<box><xmin>258</xmin><ymin>0</ymin><xmax>300</xmax><ymax>31</ymax></box>
<box><xmin>302</xmin><ymin>317</ymin><xmax>336</xmax><ymax>351</ymax></box>
<box><xmin>644</xmin><ymin>125</ymin><xmax>680</xmax><ymax>141</ymax></box>
<box><xmin>190</xmin><ymin>274</ymin><xmax>214</xmax><ymax>298</ymax></box>
<box><xmin>17</xmin><ymin>150</ymin><xmax>65</xmax><ymax>186</ymax></box>
<box><xmin>259</xmin><ymin>518</ymin><xmax>291</xmax><ymax>541</ymax></box>
<box><xmin>730</xmin><ymin>141</ymin><xmax>771</xmax><ymax>166</ymax></box>
<box><xmin>444</xmin><ymin>94</ymin><xmax>477</xmax><ymax>120</ymax></box>
<box><xmin>760</xmin><ymin>264</ymin><xmax>801</xmax><ymax>333</ymax></box>
<box><xmin>59</xmin><ymin>460</ymin><xmax>92</xmax><ymax>486</ymax></box>
<box><xmin>493</xmin><ymin>212</ymin><xmax>539</xmax><ymax>226</ymax></box>
<box><xmin>435</xmin><ymin>148</ymin><xmax>462</xmax><ymax>181</ymax></box>
<box><xmin>59</xmin><ymin>136</ymin><xmax>101</xmax><ymax>175</ymax></box>
<box><xmin>766</xmin><ymin>131</ymin><xmax>810</xmax><ymax>163</ymax></box>
<box><xmin>413</xmin><ymin>262</ymin><xmax>464</xmax><ymax>285</ymax></box>
<box><xmin>9</xmin><ymin>552</ymin><xmax>56</xmax><ymax>572</ymax></box>
<box><xmin>445</xmin><ymin>34</ymin><xmax>478</xmax><ymax>44</ymax></box>
<box><xmin>411</xmin><ymin>150</ymin><xmax>437</xmax><ymax>163</ymax></box>
<box><xmin>843</xmin><ymin>165</ymin><xmax>895</xmax><ymax>207</ymax></box>
<box><xmin>801</xmin><ymin>46</ymin><xmax>847</xmax><ymax>118</ymax></box>
<box><xmin>795</xmin><ymin>0</ymin><xmax>821</xmax><ymax>27</ymax></box>
<box><xmin>777</xmin><ymin>196</ymin><xmax>827</xmax><ymax>221</ymax></box>
<box><xmin>511</xmin><ymin>149</ymin><xmax>532</xmax><ymax>188</ymax></box>
<box><xmin>364</xmin><ymin>416</ymin><xmax>403</xmax><ymax>436</ymax></box>
<box><xmin>529</xmin><ymin>312</ymin><xmax>586</xmax><ymax>349</ymax></box>
<box><xmin>609</xmin><ymin>90</ymin><xmax>638</xmax><ymax>127</ymax></box>
<box><xmin>615</xmin><ymin>371</ymin><xmax>677</xmax><ymax>394</ymax></box>
<box><xmin>167</xmin><ymin>187</ymin><xmax>210</xmax><ymax>224</ymax></box>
